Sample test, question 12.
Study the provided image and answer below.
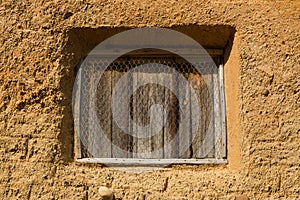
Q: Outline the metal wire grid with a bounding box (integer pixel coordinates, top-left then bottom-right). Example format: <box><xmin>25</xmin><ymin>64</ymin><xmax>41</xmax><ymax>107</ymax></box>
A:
<box><xmin>74</xmin><ymin>53</ymin><xmax>225</xmax><ymax>160</ymax></box>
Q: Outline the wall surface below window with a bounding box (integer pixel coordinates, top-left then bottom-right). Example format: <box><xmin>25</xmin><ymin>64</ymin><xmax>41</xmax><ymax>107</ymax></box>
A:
<box><xmin>0</xmin><ymin>0</ymin><xmax>299</xmax><ymax>199</ymax></box>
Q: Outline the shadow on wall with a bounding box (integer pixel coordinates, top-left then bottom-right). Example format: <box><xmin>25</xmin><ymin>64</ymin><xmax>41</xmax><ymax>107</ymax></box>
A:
<box><xmin>58</xmin><ymin>25</ymin><xmax>236</xmax><ymax>162</ymax></box>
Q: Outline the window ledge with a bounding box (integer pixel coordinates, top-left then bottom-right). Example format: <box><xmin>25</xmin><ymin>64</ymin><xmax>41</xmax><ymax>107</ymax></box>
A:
<box><xmin>76</xmin><ymin>158</ymin><xmax>228</xmax><ymax>166</ymax></box>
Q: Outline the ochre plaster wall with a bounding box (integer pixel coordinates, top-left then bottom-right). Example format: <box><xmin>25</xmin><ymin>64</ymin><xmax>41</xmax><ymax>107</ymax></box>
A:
<box><xmin>0</xmin><ymin>0</ymin><xmax>299</xmax><ymax>199</ymax></box>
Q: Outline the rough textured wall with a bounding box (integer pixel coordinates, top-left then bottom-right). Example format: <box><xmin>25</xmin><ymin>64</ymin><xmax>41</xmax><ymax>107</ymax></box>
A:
<box><xmin>0</xmin><ymin>0</ymin><xmax>299</xmax><ymax>199</ymax></box>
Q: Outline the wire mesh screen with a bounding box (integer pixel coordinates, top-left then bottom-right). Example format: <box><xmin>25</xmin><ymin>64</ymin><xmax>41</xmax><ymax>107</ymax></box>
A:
<box><xmin>74</xmin><ymin>51</ymin><xmax>225</xmax><ymax>160</ymax></box>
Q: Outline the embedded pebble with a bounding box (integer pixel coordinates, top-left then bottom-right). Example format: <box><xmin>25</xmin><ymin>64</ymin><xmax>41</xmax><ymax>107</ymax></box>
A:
<box><xmin>98</xmin><ymin>186</ymin><xmax>114</xmax><ymax>200</ymax></box>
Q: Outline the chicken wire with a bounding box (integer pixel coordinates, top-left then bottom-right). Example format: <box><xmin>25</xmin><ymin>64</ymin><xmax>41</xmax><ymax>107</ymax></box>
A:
<box><xmin>73</xmin><ymin>53</ymin><xmax>223</xmax><ymax>159</ymax></box>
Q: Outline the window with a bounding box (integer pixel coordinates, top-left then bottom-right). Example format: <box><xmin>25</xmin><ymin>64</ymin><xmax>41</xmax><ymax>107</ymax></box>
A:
<box><xmin>73</xmin><ymin>48</ymin><xmax>227</xmax><ymax>166</ymax></box>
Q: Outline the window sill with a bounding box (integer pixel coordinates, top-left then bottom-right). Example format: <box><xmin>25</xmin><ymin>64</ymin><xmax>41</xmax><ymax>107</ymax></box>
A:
<box><xmin>76</xmin><ymin>158</ymin><xmax>228</xmax><ymax>166</ymax></box>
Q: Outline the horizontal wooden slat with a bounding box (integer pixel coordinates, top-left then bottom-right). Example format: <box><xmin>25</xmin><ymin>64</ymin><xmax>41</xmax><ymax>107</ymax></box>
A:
<box><xmin>88</xmin><ymin>48</ymin><xmax>223</xmax><ymax>57</ymax></box>
<box><xmin>76</xmin><ymin>158</ymin><xmax>227</xmax><ymax>166</ymax></box>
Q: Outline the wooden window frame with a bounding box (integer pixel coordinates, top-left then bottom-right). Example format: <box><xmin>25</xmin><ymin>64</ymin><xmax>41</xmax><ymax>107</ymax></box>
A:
<box><xmin>74</xmin><ymin>49</ymin><xmax>227</xmax><ymax>166</ymax></box>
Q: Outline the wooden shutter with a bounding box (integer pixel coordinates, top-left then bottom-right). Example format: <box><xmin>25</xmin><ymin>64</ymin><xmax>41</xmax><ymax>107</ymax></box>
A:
<box><xmin>74</xmin><ymin>52</ymin><xmax>227</xmax><ymax>165</ymax></box>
